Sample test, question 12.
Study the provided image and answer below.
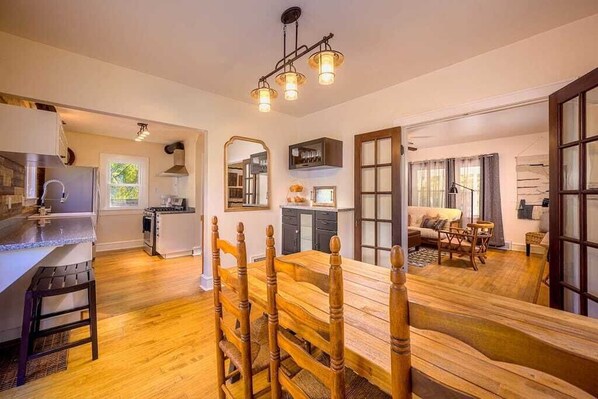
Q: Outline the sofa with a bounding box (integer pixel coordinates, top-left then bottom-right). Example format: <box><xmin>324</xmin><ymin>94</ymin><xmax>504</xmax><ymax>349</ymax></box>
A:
<box><xmin>408</xmin><ymin>206</ymin><xmax>462</xmax><ymax>245</ymax></box>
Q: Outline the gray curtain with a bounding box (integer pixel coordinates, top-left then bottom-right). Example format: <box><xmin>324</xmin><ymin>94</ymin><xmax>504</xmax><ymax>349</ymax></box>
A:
<box><xmin>482</xmin><ymin>153</ymin><xmax>505</xmax><ymax>247</ymax></box>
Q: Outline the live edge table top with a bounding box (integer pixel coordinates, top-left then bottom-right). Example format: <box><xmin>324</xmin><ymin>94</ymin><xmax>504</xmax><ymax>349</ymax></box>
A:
<box><xmin>221</xmin><ymin>250</ymin><xmax>598</xmax><ymax>398</ymax></box>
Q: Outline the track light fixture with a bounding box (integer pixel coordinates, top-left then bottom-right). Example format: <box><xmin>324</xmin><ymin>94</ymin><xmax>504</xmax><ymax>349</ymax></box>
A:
<box><xmin>250</xmin><ymin>6</ymin><xmax>344</xmax><ymax>112</ymax></box>
<box><xmin>135</xmin><ymin>123</ymin><xmax>150</xmax><ymax>141</ymax></box>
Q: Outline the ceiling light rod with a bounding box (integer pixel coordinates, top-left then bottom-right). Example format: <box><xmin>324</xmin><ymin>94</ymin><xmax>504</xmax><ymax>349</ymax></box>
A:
<box><xmin>260</xmin><ymin>33</ymin><xmax>334</xmax><ymax>82</ymax></box>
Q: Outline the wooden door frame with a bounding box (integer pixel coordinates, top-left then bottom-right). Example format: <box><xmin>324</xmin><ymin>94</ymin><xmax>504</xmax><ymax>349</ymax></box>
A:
<box><xmin>354</xmin><ymin>127</ymin><xmax>402</xmax><ymax>263</ymax></box>
<box><xmin>549</xmin><ymin>67</ymin><xmax>598</xmax><ymax>312</ymax></box>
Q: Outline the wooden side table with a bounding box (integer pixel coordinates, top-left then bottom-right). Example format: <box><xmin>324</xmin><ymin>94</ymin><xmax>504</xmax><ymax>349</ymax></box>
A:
<box><xmin>408</xmin><ymin>229</ymin><xmax>421</xmax><ymax>251</ymax></box>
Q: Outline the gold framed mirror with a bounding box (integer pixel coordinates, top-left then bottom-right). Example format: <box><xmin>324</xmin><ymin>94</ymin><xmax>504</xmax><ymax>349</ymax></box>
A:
<box><xmin>224</xmin><ymin>136</ymin><xmax>270</xmax><ymax>212</ymax></box>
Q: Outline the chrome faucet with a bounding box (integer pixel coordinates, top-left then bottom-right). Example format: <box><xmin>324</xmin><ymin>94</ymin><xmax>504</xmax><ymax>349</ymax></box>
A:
<box><xmin>40</xmin><ymin>179</ymin><xmax>69</xmax><ymax>206</ymax></box>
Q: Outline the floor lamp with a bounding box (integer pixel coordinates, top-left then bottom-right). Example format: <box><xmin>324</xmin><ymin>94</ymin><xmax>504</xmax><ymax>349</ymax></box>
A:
<box><xmin>449</xmin><ymin>182</ymin><xmax>474</xmax><ymax>224</ymax></box>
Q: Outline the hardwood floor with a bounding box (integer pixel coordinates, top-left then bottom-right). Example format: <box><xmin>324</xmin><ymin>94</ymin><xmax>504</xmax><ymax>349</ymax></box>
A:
<box><xmin>1</xmin><ymin>247</ymin><xmax>546</xmax><ymax>398</ymax></box>
<box><xmin>408</xmin><ymin>247</ymin><xmax>546</xmax><ymax>303</ymax></box>
<box><xmin>93</xmin><ymin>249</ymin><xmax>202</xmax><ymax>320</ymax></box>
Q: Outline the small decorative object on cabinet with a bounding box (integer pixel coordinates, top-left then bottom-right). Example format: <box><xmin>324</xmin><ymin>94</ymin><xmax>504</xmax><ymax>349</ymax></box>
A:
<box><xmin>289</xmin><ymin>137</ymin><xmax>342</xmax><ymax>170</ymax></box>
<box><xmin>280</xmin><ymin>205</ymin><xmax>354</xmax><ymax>257</ymax></box>
<box><xmin>286</xmin><ymin>182</ymin><xmax>307</xmax><ymax>204</ymax></box>
<box><xmin>312</xmin><ymin>186</ymin><xmax>336</xmax><ymax>207</ymax></box>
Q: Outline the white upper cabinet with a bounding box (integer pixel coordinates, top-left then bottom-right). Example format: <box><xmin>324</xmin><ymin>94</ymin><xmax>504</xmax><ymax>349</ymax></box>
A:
<box><xmin>0</xmin><ymin>103</ymin><xmax>68</xmax><ymax>167</ymax></box>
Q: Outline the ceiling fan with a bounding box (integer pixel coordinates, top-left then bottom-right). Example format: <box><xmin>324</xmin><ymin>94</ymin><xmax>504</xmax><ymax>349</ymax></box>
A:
<box><xmin>407</xmin><ymin>141</ymin><xmax>417</xmax><ymax>151</ymax></box>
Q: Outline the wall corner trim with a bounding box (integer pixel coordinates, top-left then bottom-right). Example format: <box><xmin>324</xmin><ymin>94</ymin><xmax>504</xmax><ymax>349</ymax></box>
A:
<box><xmin>200</xmin><ymin>274</ymin><xmax>214</xmax><ymax>291</ymax></box>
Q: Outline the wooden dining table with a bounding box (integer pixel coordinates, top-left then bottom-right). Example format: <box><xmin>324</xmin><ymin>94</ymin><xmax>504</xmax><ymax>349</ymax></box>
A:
<box><xmin>221</xmin><ymin>250</ymin><xmax>598</xmax><ymax>398</ymax></box>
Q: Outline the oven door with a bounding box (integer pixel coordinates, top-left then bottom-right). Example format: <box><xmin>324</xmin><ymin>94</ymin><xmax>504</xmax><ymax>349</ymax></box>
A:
<box><xmin>142</xmin><ymin>212</ymin><xmax>155</xmax><ymax>255</ymax></box>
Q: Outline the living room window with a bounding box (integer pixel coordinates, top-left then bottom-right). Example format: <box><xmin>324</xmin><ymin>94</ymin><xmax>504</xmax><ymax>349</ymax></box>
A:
<box><xmin>410</xmin><ymin>160</ymin><xmax>447</xmax><ymax>208</ymax></box>
<box><xmin>454</xmin><ymin>157</ymin><xmax>481</xmax><ymax>224</ymax></box>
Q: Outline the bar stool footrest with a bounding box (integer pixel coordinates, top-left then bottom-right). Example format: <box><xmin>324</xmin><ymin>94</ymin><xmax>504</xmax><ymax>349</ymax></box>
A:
<box><xmin>29</xmin><ymin>337</ymin><xmax>93</xmax><ymax>360</ymax></box>
<box><xmin>35</xmin><ymin>319</ymin><xmax>90</xmax><ymax>338</ymax></box>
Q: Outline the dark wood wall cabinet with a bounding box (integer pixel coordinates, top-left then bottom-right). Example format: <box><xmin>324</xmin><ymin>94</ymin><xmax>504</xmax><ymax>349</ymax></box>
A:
<box><xmin>289</xmin><ymin>137</ymin><xmax>343</xmax><ymax>170</ymax></box>
<box><xmin>281</xmin><ymin>206</ymin><xmax>354</xmax><ymax>257</ymax></box>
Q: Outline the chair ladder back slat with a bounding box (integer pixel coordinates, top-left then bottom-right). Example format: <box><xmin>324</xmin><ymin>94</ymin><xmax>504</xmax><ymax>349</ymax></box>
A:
<box><xmin>217</xmin><ymin>239</ymin><xmax>240</xmax><ymax>258</ymax></box>
<box><xmin>220</xmin><ymin>319</ymin><xmax>243</xmax><ymax>351</ymax></box>
<box><xmin>408</xmin><ymin>301</ymin><xmax>598</xmax><ymax>396</ymax></box>
<box><xmin>274</xmin><ymin>259</ymin><xmax>330</xmax><ymax>293</ymax></box>
<box><xmin>276</xmin><ymin>293</ymin><xmax>331</xmax><ymax>336</ymax></box>
<box><xmin>219</xmin><ymin>291</ymin><xmax>242</xmax><ymax>320</ymax></box>
<box><xmin>389</xmin><ymin>246</ymin><xmax>412</xmax><ymax>399</ymax></box>
<box><xmin>278</xmin><ymin>330</ymin><xmax>333</xmax><ymax>385</ymax></box>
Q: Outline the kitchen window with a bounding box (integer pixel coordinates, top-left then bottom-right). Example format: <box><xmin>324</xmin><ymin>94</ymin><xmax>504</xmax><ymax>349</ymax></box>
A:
<box><xmin>99</xmin><ymin>154</ymin><xmax>148</xmax><ymax>210</ymax></box>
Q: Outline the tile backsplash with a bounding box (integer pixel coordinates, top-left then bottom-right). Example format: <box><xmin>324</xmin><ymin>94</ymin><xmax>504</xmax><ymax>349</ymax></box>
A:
<box><xmin>0</xmin><ymin>155</ymin><xmax>25</xmax><ymax>220</ymax></box>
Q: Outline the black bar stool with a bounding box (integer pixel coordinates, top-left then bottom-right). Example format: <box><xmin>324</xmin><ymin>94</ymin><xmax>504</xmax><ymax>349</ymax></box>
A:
<box><xmin>17</xmin><ymin>261</ymin><xmax>99</xmax><ymax>386</ymax></box>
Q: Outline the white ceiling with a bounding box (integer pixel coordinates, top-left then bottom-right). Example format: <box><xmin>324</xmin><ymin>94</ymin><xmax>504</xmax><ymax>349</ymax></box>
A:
<box><xmin>56</xmin><ymin>106</ymin><xmax>201</xmax><ymax>144</ymax></box>
<box><xmin>407</xmin><ymin>101</ymin><xmax>548</xmax><ymax>149</ymax></box>
<box><xmin>1</xmin><ymin>1</ymin><xmax>597</xmax><ymax>116</ymax></box>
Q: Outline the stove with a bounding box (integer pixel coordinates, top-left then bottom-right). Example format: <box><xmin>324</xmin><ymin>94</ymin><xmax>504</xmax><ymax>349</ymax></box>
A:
<box><xmin>142</xmin><ymin>206</ymin><xmax>187</xmax><ymax>255</ymax></box>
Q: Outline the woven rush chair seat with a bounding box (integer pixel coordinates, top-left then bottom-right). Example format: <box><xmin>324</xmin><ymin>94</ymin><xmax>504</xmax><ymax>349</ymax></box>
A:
<box><xmin>218</xmin><ymin>315</ymin><xmax>270</xmax><ymax>375</ymax></box>
<box><xmin>281</xmin><ymin>353</ymin><xmax>389</xmax><ymax>399</ymax></box>
<box><xmin>526</xmin><ymin>232</ymin><xmax>546</xmax><ymax>245</ymax></box>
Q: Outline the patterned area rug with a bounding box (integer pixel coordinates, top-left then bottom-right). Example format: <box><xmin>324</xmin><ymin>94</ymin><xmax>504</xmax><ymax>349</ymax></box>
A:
<box><xmin>408</xmin><ymin>247</ymin><xmax>445</xmax><ymax>268</ymax></box>
<box><xmin>0</xmin><ymin>332</ymin><xmax>69</xmax><ymax>391</ymax></box>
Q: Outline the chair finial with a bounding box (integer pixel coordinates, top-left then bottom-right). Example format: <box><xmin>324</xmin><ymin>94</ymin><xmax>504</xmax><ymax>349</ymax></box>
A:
<box><xmin>211</xmin><ymin>216</ymin><xmax>218</xmax><ymax>232</ymax></box>
<box><xmin>330</xmin><ymin>236</ymin><xmax>341</xmax><ymax>254</ymax></box>
<box><xmin>266</xmin><ymin>225</ymin><xmax>274</xmax><ymax>238</ymax></box>
<box><xmin>390</xmin><ymin>245</ymin><xmax>404</xmax><ymax>271</ymax></box>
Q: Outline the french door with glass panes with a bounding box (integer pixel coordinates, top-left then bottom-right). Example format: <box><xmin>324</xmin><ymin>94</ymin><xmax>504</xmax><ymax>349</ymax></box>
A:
<box><xmin>354</xmin><ymin>128</ymin><xmax>402</xmax><ymax>267</ymax></box>
<box><xmin>549</xmin><ymin>67</ymin><xmax>598</xmax><ymax>318</ymax></box>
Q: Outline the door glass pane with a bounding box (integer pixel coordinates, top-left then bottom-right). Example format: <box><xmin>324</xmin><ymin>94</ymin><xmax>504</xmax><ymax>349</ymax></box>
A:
<box><xmin>561</xmin><ymin>96</ymin><xmax>579</xmax><ymax>144</ymax></box>
<box><xmin>562</xmin><ymin>195</ymin><xmax>579</xmax><ymax>239</ymax></box>
<box><xmin>377</xmin><ymin>166</ymin><xmax>392</xmax><ymax>192</ymax></box>
<box><xmin>362</xmin><ymin>194</ymin><xmax>375</xmax><ymax>219</ymax></box>
<box><xmin>586</xmin><ymin>86</ymin><xmax>598</xmax><ymax>138</ymax></box>
<box><xmin>588</xmin><ymin>195</ymin><xmax>598</xmax><ymax>244</ymax></box>
<box><xmin>377</xmin><ymin>194</ymin><xmax>392</xmax><ymax>220</ymax></box>
<box><xmin>362</xmin><ymin>247</ymin><xmax>375</xmax><ymax>265</ymax></box>
<box><xmin>377</xmin><ymin>250</ymin><xmax>391</xmax><ymax>268</ymax></box>
<box><xmin>562</xmin><ymin>145</ymin><xmax>579</xmax><ymax>190</ymax></box>
<box><xmin>587</xmin><ymin>140</ymin><xmax>598</xmax><ymax>190</ymax></box>
<box><xmin>377</xmin><ymin>222</ymin><xmax>392</xmax><ymax>249</ymax></box>
<box><xmin>362</xmin><ymin>221</ymin><xmax>375</xmax><ymax>246</ymax></box>
<box><xmin>563</xmin><ymin>288</ymin><xmax>580</xmax><ymax>314</ymax></box>
<box><xmin>563</xmin><ymin>241</ymin><xmax>580</xmax><ymax>289</ymax></box>
<box><xmin>377</xmin><ymin>138</ymin><xmax>392</xmax><ymax>164</ymax></box>
<box><xmin>588</xmin><ymin>299</ymin><xmax>598</xmax><ymax>319</ymax></box>
<box><xmin>588</xmin><ymin>246</ymin><xmax>598</xmax><ymax>297</ymax></box>
<box><xmin>361</xmin><ymin>140</ymin><xmax>375</xmax><ymax>166</ymax></box>
<box><xmin>362</xmin><ymin>168</ymin><xmax>375</xmax><ymax>192</ymax></box>
<box><xmin>300</xmin><ymin>213</ymin><xmax>313</xmax><ymax>252</ymax></box>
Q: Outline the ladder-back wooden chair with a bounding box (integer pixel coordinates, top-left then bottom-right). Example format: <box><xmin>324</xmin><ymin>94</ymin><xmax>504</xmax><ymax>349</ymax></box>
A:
<box><xmin>389</xmin><ymin>245</ymin><xmax>598</xmax><ymax>398</ymax></box>
<box><xmin>265</xmin><ymin>226</ymin><xmax>389</xmax><ymax>399</ymax></box>
<box><xmin>211</xmin><ymin>217</ymin><xmax>270</xmax><ymax>399</ymax></box>
<box><xmin>437</xmin><ymin>220</ymin><xmax>494</xmax><ymax>270</ymax></box>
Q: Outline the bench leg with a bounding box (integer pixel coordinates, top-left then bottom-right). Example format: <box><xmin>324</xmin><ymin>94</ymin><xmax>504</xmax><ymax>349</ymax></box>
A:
<box><xmin>526</xmin><ymin>243</ymin><xmax>531</xmax><ymax>256</ymax></box>
<box><xmin>17</xmin><ymin>292</ymin><xmax>34</xmax><ymax>386</ymax></box>
<box><xmin>88</xmin><ymin>282</ymin><xmax>99</xmax><ymax>360</ymax></box>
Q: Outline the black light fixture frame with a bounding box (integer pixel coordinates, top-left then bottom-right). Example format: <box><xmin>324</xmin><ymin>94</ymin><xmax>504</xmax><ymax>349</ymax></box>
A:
<box><xmin>257</xmin><ymin>7</ymin><xmax>336</xmax><ymax>82</ymax></box>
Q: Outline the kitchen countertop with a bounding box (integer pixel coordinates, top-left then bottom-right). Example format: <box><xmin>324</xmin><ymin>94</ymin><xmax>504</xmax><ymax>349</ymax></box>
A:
<box><xmin>280</xmin><ymin>204</ymin><xmax>354</xmax><ymax>212</ymax></box>
<box><xmin>0</xmin><ymin>216</ymin><xmax>96</xmax><ymax>252</ymax></box>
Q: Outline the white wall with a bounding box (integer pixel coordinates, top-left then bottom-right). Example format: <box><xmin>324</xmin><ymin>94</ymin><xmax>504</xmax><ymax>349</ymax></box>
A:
<box><xmin>1</xmin><ymin>13</ymin><xmax>597</xmax><ymax>283</ymax></box>
<box><xmin>295</xmin><ymin>14</ymin><xmax>598</xmax><ymax>213</ymax></box>
<box><xmin>0</xmin><ymin>32</ymin><xmax>298</xmax><ymax>286</ymax></box>
<box><xmin>408</xmin><ymin>132</ymin><xmax>548</xmax><ymax>249</ymax></box>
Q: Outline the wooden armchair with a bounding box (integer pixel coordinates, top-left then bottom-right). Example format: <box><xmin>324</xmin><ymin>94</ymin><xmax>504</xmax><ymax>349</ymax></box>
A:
<box><xmin>436</xmin><ymin>221</ymin><xmax>494</xmax><ymax>271</ymax></box>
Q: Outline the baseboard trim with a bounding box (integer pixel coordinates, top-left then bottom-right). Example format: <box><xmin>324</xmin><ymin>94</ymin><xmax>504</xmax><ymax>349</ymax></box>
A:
<box><xmin>511</xmin><ymin>243</ymin><xmax>546</xmax><ymax>254</ymax></box>
<box><xmin>96</xmin><ymin>239</ymin><xmax>144</xmax><ymax>252</ymax></box>
<box><xmin>200</xmin><ymin>274</ymin><xmax>213</xmax><ymax>291</ymax></box>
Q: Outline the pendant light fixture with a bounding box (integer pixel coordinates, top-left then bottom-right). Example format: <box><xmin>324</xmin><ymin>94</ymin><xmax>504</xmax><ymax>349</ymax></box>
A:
<box><xmin>250</xmin><ymin>6</ymin><xmax>343</xmax><ymax>112</ymax></box>
<box><xmin>135</xmin><ymin>122</ymin><xmax>150</xmax><ymax>141</ymax></box>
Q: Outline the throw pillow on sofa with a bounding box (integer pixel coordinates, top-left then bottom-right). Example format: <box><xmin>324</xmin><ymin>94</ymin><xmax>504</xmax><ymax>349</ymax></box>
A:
<box><xmin>421</xmin><ymin>217</ymin><xmax>439</xmax><ymax>229</ymax></box>
<box><xmin>433</xmin><ymin>219</ymin><xmax>449</xmax><ymax>231</ymax></box>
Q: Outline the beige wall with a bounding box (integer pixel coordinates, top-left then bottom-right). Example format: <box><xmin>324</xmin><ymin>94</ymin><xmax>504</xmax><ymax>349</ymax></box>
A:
<box><xmin>409</xmin><ymin>132</ymin><xmax>549</xmax><ymax>249</ymax></box>
<box><xmin>66</xmin><ymin>131</ymin><xmax>183</xmax><ymax>247</ymax></box>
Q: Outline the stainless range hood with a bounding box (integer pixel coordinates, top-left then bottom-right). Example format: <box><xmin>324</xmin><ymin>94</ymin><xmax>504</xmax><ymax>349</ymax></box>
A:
<box><xmin>161</xmin><ymin>143</ymin><xmax>189</xmax><ymax>177</ymax></box>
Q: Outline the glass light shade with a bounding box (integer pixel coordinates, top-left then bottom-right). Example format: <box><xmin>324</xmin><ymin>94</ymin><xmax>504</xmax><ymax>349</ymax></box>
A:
<box><xmin>284</xmin><ymin>73</ymin><xmax>298</xmax><ymax>101</ymax></box>
<box><xmin>258</xmin><ymin>88</ymin><xmax>271</xmax><ymax>112</ymax></box>
<box><xmin>319</xmin><ymin>52</ymin><xmax>335</xmax><ymax>85</ymax></box>
<box><xmin>142</xmin><ymin>129</ymin><xmax>150</xmax><ymax>136</ymax></box>
<box><xmin>135</xmin><ymin>136</ymin><xmax>143</xmax><ymax>142</ymax></box>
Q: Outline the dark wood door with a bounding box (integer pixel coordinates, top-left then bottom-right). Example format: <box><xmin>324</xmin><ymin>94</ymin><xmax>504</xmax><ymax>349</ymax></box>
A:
<box><xmin>281</xmin><ymin>223</ymin><xmax>299</xmax><ymax>255</ymax></box>
<box><xmin>315</xmin><ymin>229</ymin><xmax>335</xmax><ymax>253</ymax></box>
<box><xmin>354</xmin><ymin>127</ymin><xmax>402</xmax><ymax>267</ymax></box>
<box><xmin>549</xmin><ymin>67</ymin><xmax>598</xmax><ymax>318</ymax></box>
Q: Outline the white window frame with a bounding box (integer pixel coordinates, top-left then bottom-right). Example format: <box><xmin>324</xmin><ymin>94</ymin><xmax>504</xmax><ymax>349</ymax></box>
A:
<box><xmin>99</xmin><ymin>153</ymin><xmax>149</xmax><ymax>211</ymax></box>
